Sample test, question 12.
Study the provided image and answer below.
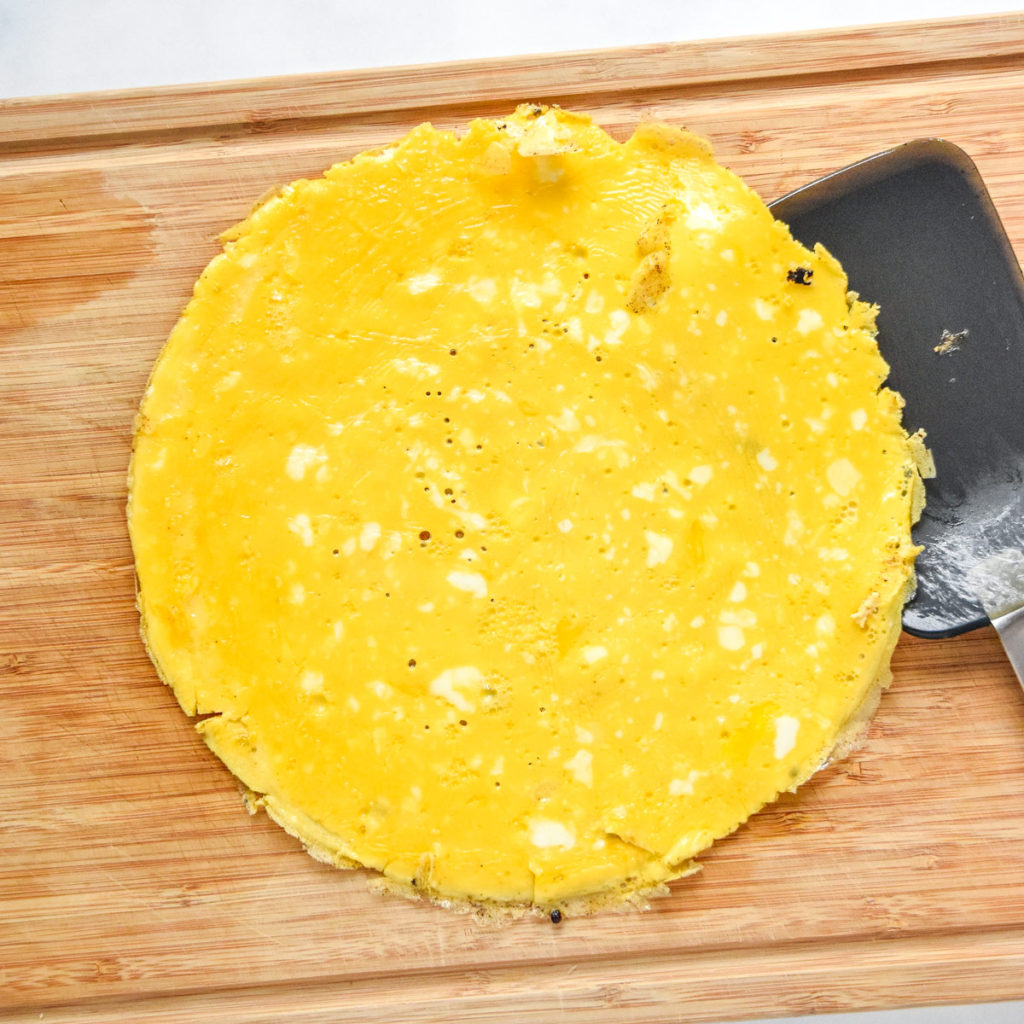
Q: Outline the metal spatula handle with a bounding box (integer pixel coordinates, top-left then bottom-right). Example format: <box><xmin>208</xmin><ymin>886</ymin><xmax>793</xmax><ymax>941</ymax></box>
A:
<box><xmin>973</xmin><ymin>550</ymin><xmax>1024</xmax><ymax>689</ymax></box>
<box><xmin>991</xmin><ymin>607</ymin><xmax>1024</xmax><ymax>690</ymax></box>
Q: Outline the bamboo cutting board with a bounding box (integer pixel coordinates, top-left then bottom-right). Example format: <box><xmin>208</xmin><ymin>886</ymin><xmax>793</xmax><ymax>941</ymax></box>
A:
<box><xmin>4</xmin><ymin>14</ymin><xmax>1024</xmax><ymax>1023</ymax></box>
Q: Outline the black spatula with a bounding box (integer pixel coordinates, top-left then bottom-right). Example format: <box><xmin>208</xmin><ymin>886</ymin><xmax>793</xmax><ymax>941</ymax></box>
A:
<box><xmin>769</xmin><ymin>141</ymin><xmax>1024</xmax><ymax>685</ymax></box>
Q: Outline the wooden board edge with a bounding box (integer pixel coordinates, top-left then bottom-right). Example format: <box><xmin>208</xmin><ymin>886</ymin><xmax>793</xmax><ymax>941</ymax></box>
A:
<box><xmin>2</xmin><ymin>12</ymin><xmax>1023</xmax><ymax>152</ymax></box>
<box><xmin>10</xmin><ymin>926</ymin><xmax>1024</xmax><ymax>1023</ymax></box>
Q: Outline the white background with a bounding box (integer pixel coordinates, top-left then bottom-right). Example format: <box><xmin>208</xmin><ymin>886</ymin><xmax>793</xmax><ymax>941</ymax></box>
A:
<box><xmin>1</xmin><ymin>0</ymin><xmax>1023</xmax><ymax>98</ymax></box>
<box><xmin>3</xmin><ymin>2</ymin><xmax>1024</xmax><ymax>1022</ymax></box>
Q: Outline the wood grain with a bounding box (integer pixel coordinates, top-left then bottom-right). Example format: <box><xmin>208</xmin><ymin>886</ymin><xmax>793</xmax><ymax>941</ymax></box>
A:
<box><xmin>3</xmin><ymin>14</ymin><xmax>1024</xmax><ymax>1023</ymax></box>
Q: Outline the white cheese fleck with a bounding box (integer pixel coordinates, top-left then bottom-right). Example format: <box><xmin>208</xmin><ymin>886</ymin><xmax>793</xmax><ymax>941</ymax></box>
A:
<box><xmin>285</xmin><ymin>444</ymin><xmax>327</xmax><ymax>482</ymax></box>
<box><xmin>564</xmin><ymin>316</ymin><xmax>583</xmax><ymax>342</ymax></box>
<box><xmin>756</xmin><ymin>449</ymin><xmax>778</xmax><ymax>472</ymax></box>
<box><xmin>429</xmin><ymin>666</ymin><xmax>483</xmax><ymax>713</ymax></box>
<box><xmin>529</xmin><ymin>819</ymin><xmax>576</xmax><ymax>849</ymax></box>
<box><xmin>359</xmin><ymin>521</ymin><xmax>381</xmax><ymax>551</ymax></box>
<box><xmin>631</xmin><ymin>481</ymin><xmax>657</xmax><ymax>501</ymax></box>
<box><xmin>784</xmin><ymin>510</ymin><xmax>805</xmax><ymax>546</ymax></box>
<box><xmin>215</xmin><ymin>370</ymin><xmax>242</xmax><ymax>392</ymax></box>
<box><xmin>729</xmin><ymin>581</ymin><xmax>748</xmax><ymax>603</ymax></box>
<box><xmin>446</xmin><ymin>570</ymin><xmax>488</xmax><ymax>598</ymax></box>
<box><xmin>645</xmin><ymin>531</ymin><xmax>674</xmax><ymax>568</ymax></box>
<box><xmin>827</xmin><ymin>458</ymin><xmax>861</xmax><ymax>496</ymax></box>
<box><xmin>851</xmin><ymin>408</ymin><xmax>868</xmax><ymax>431</ymax></box>
<box><xmin>288</xmin><ymin>513</ymin><xmax>315</xmax><ymax>547</ymax></box>
<box><xmin>819</xmin><ymin>547</ymin><xmax>850</xmax><ymax>562</ymax></box>
<box><xmin>796</xmin><ymin>308</ymin><xmax>824</xmax><ymax>334</ymax></box>
<box><xmin>288</xmin><ymin>582</ymin><xmax>306</xmax><ymax>605</ymax></box>
<box><xmin>774</xmin><ymin>715</ymin><xmax>800</xmax><ymax>759</ymax></box>
<box><xmin>608</xmin><ymin>309</ymin><xmax>630</xmax><ymax>334</ymax></box>
<box><xmin>754</xmin><ymin>297</ymin><xmax>774</xmax><ymax>321</ymax></box>
<box><xmin>720</xmin><ymin>608</ymin><xmax>757</xmax><ymax>627</ymax></box>
<box><xmin>549</xmin><ymin>407</ymin><xmax>581</xmax><ymax>432</ymax></box>
<box><xmin>391</xmin><ymin>356</ymin><xmax>441</xmax><ymax>378</ymax></box>
<box><xmin>688</xmin><ymin>465</ymin><xmax>713</xmax><ymax>485</ymax></box>
<box><xmin>510</xmin><ymin>279</ymin><xmax>541</xmax><ymax>308</ymax></box>
<box><xmin>536</xmin><ymin>158</ymin><xmax>566</xmax><ymax>184</ymax></box>
<box><xmin>583</xmin><ymin>645</ymin><xmax>608</xmax><ymax>665</ymax></box>
<box><xmin>300</xmin><ymin>670</ymin><xmax>324</xmax><ymax>694</ymax></box>
<box><xmin>557</xmin><ymin>519</ymin><xmax>573</xmax><ymax>533</ymax></box>
<box><xmin>685</xmin><ymin>202</ymin><xmax>722</xmax><ymax>231</ymax></box>
<box><xmin>637</xmin><ymin>362</ymin><xmax>660</xmax><ymax>391</ymax></box>
<box><xmin>718</xmin><ymin>625</ymin><xmax>745</xmax><ymax>650</ymax></box>
<box><xmin>564</xmin><ymin>749</ymin><xmax>594</xmax><ymax>787</ymax></box>
<box><xmin>467</xmin><ymin>277</ymin><xmax>497</xmax><ymax>304</ymax></box>
<box><xmin>669</xmin><ymin>770</ymin><xmax>701</xmax><ymax>796</ymax></box>
<box><xmin>574</xmin><ymin>435</ymin><xmax>625</xmax><ymax>455</ymax></box>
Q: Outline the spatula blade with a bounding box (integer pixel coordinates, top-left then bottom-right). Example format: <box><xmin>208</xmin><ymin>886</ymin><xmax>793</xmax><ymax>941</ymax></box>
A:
<box><xmin>770</xmin><ymin>140</ymin><xmax>1024</xmax><ymax>639</ymax></box>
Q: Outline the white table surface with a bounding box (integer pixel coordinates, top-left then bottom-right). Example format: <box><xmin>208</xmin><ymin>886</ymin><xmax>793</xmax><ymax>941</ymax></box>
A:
<box><xmin>4</xmin><ymin>1</ymin><xmax>1024</xmax><ymax>1022</ymax></box>
<box><xmin>1</xmin><ymin>0</ymin><xmax>1023</xmax><ymax>99</ymax></box>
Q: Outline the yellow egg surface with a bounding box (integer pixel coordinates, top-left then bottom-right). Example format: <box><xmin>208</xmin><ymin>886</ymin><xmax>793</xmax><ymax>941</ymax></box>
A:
<box><xmin>128</xmin><ymin>106</ymin><xmax>927</xmax><ymax>915</ymax></box>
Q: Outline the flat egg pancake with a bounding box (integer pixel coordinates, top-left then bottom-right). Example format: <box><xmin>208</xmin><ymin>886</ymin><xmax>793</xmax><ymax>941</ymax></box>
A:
<box><xmin>128</xmin><ymin>106</ymin><xmax>927</xmax><ymax>915</ymax></box>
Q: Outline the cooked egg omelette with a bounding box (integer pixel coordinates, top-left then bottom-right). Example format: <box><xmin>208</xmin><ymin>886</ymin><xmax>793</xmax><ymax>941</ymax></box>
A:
<box><xmin>128</xmin><ymin>105</ymin><xmax>927</xmax><ymax>915</ymax></box>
